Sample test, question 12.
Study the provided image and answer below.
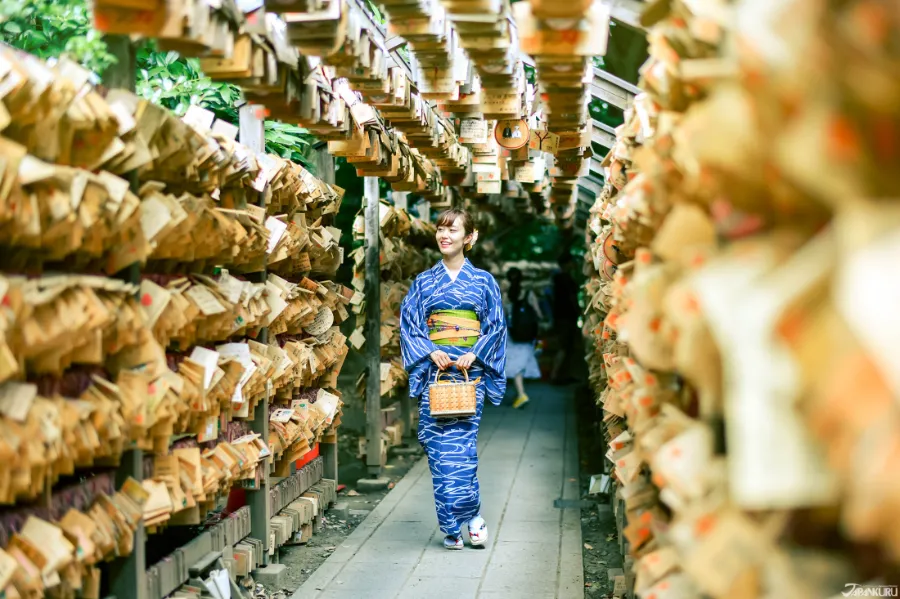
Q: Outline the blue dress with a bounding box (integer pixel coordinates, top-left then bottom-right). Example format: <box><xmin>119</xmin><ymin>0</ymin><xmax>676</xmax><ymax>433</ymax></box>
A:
<box><xmin>400</xmin><ymin>259</ymin><xmax>507</xmax><ymax>536</ymax></box>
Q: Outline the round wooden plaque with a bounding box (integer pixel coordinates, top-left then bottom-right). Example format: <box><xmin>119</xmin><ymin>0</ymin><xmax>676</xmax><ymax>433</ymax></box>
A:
<box><xmin>494</xmin><ymin>119</ymin><xmax>529</xmax><ymax>150</ymax></box>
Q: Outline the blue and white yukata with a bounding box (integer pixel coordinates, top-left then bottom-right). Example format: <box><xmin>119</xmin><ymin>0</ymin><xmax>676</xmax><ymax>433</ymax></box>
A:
<box><xmin>400</xmin><ymin>259</ymin><xmax>507</xmax><ymax>537</ymax></box>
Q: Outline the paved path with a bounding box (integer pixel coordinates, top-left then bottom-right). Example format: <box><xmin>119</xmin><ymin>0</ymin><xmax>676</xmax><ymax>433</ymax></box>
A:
<box><xmin>292</xmin><ymin>384</ymin><xmax>583</xmax><ymax>599</ymax></box>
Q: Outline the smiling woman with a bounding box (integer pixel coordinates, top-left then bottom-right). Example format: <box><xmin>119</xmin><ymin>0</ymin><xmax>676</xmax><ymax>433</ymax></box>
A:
<box><xmin>435</xmin><ymin>209</ymin><xmax>477</xmax><ymax>259</ymax></box>
<box><xmin>400</xmin><ymin>208</ymin><xmax>508</xmax><ymax>550</ymax></box>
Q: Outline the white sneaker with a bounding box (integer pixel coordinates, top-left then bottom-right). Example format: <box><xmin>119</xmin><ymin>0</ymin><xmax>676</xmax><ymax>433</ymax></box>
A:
<box><xmin>468</xmin><ymin>516</ymin><xmax>488</xmax><ymax>546</ymax></box>
<box><xmin>443</xmin><ymin>534</ymin><xmax>463</xmax><ymax>550</ymax></box>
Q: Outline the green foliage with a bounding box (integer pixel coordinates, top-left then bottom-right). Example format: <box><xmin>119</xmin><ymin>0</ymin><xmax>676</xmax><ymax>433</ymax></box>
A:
<box><xmin>135</xmin><ymin>46</ymin><xmax>315</xmax><ymax>170</ymax></box>
<box><xmin>1</xmin><ymin>0</ymin><xmax>317</xmax><ymax>172</ymax></box>
<box><xmin>0</xmin><ymin>0</ymin><xmax>116</xmax><ymax>73</ymax></box>
<box><xmin>589</xmin><ymin>99</ymin><xmax>624</xmax><ymax>130</ymax></box>
<box><xmin>363</xmin><ymin>0</ymin><xmax>385</xmax><ymax>25</ymax></box>
<box><xmin>599</xmin><ymin>20</ymin><xmax>649</xmax><ymax>86</ymax></box>
<box><xmin>135</xmin><ymin>47</ymin><xmax>241</xmax><ymax>120</ymax></box>
<box><xmin>264</xmin><ymin>121</ymin><xmax>314</xmax><ymax>169</ymax></box>
<box><xmin>493</xmin><ymin>219</ymin><xmax>562</xmax><ymax>262</ymax></box>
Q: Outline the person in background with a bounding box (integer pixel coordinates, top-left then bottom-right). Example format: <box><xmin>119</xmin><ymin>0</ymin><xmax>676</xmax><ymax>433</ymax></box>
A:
<box><xmin>551</xmin><ymin>252</ymin><xmax>581</xmax><ymax>384</ymax></box>
<box><xmin>504</xmin><ymin>267</ymin><xmax>544</xmax><ymax>409</ymax></box>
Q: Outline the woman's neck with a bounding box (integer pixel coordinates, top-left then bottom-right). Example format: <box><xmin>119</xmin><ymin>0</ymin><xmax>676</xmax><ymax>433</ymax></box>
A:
<box><xmin>442</xmin><ymin>253</ymin><xmax>465</xmax><ymax>272</ymax></box>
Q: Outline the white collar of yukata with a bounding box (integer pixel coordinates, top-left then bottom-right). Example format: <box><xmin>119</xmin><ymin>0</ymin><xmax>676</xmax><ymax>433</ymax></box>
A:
<box><xmin>431</xmin><ymin>258</ymin><xmax>475</xmax><ymax>282</ymax></box>
<box><xmin>433</xmin><ymin>258</ymin><xmax>475</xmax><ymax>277</ymax></box>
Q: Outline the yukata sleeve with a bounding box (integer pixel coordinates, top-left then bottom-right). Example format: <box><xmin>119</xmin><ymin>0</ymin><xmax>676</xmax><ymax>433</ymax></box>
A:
<box><xmin>400</xmin><ymin>276</ymin><xmax>438</xmax><ymax>398</ymax></box>
<box><xmin>472</xmin><ymin>275</ymin><xmax>508</xmax><ymax>403</ymax></box>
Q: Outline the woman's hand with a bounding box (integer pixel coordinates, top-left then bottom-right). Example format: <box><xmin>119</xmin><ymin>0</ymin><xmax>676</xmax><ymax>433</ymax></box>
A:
<box><xmin>430</xmin><ymin>350</ymin><xmax>453</xmax><ymax>370</ymax></box>
<box><xmin>456</xmin><ymin>352</ymin><xmax>477</xmax><ymax>370</ymax></box>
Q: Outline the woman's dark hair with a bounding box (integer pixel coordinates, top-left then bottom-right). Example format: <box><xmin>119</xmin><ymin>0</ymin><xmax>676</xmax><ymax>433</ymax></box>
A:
<box><xmin>435</xmin><ymin>209</ymin><xmax>475</xmax><ymax>236</ymax></box>
<box><xmin>506</xmin><ymin>267</ymin><xmax>523</xmax><ymax>302</ymax></box>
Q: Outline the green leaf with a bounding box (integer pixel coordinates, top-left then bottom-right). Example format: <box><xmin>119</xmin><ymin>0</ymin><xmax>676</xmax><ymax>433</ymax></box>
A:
<box><xmin>0</xmin><ymin>0</ymin><xmax>320</xmax><ymax>174</ymax></box>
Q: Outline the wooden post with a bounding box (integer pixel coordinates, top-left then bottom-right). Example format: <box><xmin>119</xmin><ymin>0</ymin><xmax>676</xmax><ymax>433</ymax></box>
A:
<box><xmin>364</xmin><ymin>177</ymin><xmax>383</xmax><ymax>477</ymax></box>
<box><xmin>315</xmin><ymin>143</ymin><xmax>339</xmax><ymax>482</ymax></box>
<box><xmin>239</xmin><ymin>104</ymin><xmax>266</xmax><ymax>155</ymax></box>
<box><xmin>101</xmin><ymin>35</ymin><xmax>147</xmax><ymax>599</ymax></box>
<box><xmin>392</xmin><ymin>190</ymin><xmax>408</xmax><ymax>211</ymax></box>
<box><xmin>314</xmin><ymin>142</ymin><xmax>335</xmax><ymax>183</ymax></box>
<box><xmin>240</xmin><ymin>103</ymin><xmax>272</xmax><ymax>565</ymax></box>
<box><xmin>108</xmin><ymin>450</ymin><xmax>147</xmax><ymax>599</ymax></box>
<box><xmin>101</xmin><ymin>35</ymin><xmax>137</xmax><ymax>92</ymax></box>
<box><xmin>391</xmin><ymin>193</ymin><xmax>412</xmax><ymax>440</ymax></box>
<box><xmin>415</xmin><ymin>199</ymin><xmax>431</xmax><ymax>223</ymax></box>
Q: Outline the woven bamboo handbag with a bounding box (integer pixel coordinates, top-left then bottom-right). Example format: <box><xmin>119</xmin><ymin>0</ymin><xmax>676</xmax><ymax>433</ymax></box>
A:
<box><xmin>429</xmin><ymin>366</ymin><xmax>479</xmax><ymax>418</ymax></box>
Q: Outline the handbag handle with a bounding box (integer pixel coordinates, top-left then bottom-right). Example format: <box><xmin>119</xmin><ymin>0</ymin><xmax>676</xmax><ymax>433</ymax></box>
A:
<box><xmin>433</xmin><ymin>362</ymin><xmax>470</xmax><ymax>384</ymax></box>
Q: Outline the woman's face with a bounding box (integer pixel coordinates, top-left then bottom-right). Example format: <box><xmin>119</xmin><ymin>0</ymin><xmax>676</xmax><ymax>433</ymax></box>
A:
<box><xmin>436</xmin><ymin>217</ymin><xmax>472</xmax><ymax>257</ymax></box>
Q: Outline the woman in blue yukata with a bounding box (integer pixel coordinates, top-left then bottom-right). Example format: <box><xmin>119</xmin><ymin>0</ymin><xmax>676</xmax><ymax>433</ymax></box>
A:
<box><xmin>400</xmin><ymin>208</ymin><xmax>508</xmax><ymax>550</ymax></box>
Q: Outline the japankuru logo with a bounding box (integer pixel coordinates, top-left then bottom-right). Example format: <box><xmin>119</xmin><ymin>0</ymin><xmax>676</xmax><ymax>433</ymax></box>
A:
<box><xmin>842</xmin><ymin>584</ymin><xmax>899</xmax><ymax>597</ymax></box>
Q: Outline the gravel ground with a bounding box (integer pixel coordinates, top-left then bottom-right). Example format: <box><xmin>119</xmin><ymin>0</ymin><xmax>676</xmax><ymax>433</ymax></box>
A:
<box><xmin>576</xmin><ymin>384</ymin><xmax>622</xmax><ymax>599</ymax></box>
<box><xmin>580</xmin><ymin>495</ymin><xmax>622</xmax><ymax>598</ymax></box>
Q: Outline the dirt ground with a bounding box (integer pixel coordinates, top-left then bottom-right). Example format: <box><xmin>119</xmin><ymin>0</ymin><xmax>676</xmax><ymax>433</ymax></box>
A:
<box><xmin>576</xmin><ymin>385</ymin><xmax>622</xmax><ymax>599</ymax></box>
<box><xmin>579</xmin><ymin>489</ymin><xmax>622</xmax><ymax>598</ymax></box>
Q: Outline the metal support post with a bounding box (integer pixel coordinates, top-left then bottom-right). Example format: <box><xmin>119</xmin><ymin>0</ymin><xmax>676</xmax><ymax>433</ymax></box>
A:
<box><xmin>364</xmin><ymin>177</ymin><xmax>383</xmax><ymax>477</ymax></box>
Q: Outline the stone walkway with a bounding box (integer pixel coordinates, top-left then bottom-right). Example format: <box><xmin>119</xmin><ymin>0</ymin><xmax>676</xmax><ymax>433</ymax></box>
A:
<box><xmin>292</xmin><ymin>383</ymin><xmax>583</xmax><ymax>599</ymax></box>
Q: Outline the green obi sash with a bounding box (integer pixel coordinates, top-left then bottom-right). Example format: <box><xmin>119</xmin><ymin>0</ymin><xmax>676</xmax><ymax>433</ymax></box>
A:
<box><xmin>427</xmin><ymin>310</ymin><xmax>481</xmax><ymax>347</ymax></box>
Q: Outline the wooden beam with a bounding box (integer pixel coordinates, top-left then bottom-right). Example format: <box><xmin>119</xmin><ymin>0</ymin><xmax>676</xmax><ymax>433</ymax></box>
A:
<box><xmin>593</xmin><ymin>66</ymin><xmax>641</xmax><ymax>96</ymax></box>
<box><xmin>386</xmin><ymin>36</ymin><xmax>408</xmax><ymax>52</ymax></box>
<box><xmin>591</xmin><ymin>81</ymin><xmax>631</xmax><ymax>110</ymax></box>
<box><xmin>591</xmin><ymin>66</ymin><xmax>639</xmax><ymax>110</ymax></box>
<box><xmin>578</xmin><ymin>177</ymin><xmax>603</xmax><ymax>196</ymax></box>
<box><xmin>346</xmin><ymin>0</ymin><xmax>419</xmax><ymax>86</ymax></box>
<box><xmin>348</xmin><ymin>0</ymin><xmax>386</xmax><ymax>38</ymax></box>
<box><xmin>590</xmin><ymin>155</ymin><xmax>607</xmax><ymax>178</ymax></box>
<box><xmin>596</xmin><ymin>120</ymin><xmax>617</xmax><ymax>135</ymax></box>
<box><xmin>592</xmin><ymin>124</ymin><xmax>616</xmax><ymax>148</ymax></box>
